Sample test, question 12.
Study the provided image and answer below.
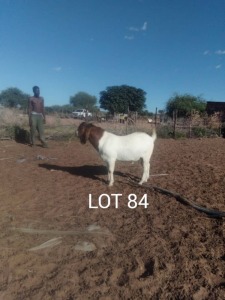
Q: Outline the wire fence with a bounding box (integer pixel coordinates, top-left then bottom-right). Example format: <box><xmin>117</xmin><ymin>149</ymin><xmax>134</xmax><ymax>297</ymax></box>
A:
<box><xmin>98</xmin><ymin>110</ymin><xmax>225</xmax><ymax>138</ymax></box>
<box><xmin>0</xmin><ymin>108</ymin><xmax>225</xmax><ymax>141</ymax></box>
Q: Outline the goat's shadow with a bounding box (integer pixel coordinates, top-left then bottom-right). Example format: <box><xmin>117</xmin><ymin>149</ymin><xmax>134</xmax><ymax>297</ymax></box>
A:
<box><xmin>39</xmin><ymin>163</ymin><xmax>130</xmax><ymax>184</ymax></box>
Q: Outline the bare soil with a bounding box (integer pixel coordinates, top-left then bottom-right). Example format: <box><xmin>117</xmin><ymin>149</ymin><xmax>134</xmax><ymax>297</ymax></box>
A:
<box><xmin>0</xmin><ymin>133</ymin><xmax>225</xmax><ymax>299</ymax></box>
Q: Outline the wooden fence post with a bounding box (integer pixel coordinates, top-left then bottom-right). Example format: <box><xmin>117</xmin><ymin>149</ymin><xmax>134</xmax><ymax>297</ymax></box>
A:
<box><xmin>155</xmin><ymin>107</ymin><xmax>158</xmax><ymax>127</ymax></box>
<box><xmin>189</xmin><ymin>110</ymin><xmax>193</xmax><ymax>138</ymax></box>
<box><xmin>173</xmin><ymin>109</ymin><xmax>177</xmax><ymax>138</ymax></box>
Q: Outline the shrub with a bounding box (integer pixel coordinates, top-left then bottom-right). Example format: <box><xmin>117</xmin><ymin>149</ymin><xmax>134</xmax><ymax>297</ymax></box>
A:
<box><xmin>191</xmin><ymin>127</ymin><xmax>207</xmax><ymax>138</ymax></box>
<box><xmin>156</xmin><ymin>125</ymin><xmax>174</xmax><ymax>139</ymax></box>
<box><xmin>4</xmin><ymin>125</ymin><xmax>30</xmax><ymax>143</ymax></box>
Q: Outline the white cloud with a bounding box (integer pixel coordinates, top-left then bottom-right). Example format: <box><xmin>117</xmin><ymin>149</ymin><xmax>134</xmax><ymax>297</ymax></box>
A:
<box><xmin>203</xmin><ymin>50</ymin><xmax>210</xmax><ymax>55</ymax></box>
<box><xmin>141</xmin><ymin>22</ymin><xmax>147</xmax><ymax>31</ymax></box>
<box><xmin>128</xmin><ymin>21</ymin><xmax>147</xmax><ymax>32</ymax></box>
<box><xmin>129</xmin><ymin>26</ymin><xmax>139</xmax><ymax>32</ymax></box>
<box><xmin>53</xmin><ymin>67</ymin><xmax>62</xmax><ymax>72</ymax></box>
<box><xmin>215</xmin><ymin>50</ymin><xmax>225</xmax><ymax>55</ymax></box>
<box><xmin>125</xmin><ymin>35</ymin><xmax>134</xmax><ymax>40</ymax></box>
<box><xmin>215</xmin><ymin>64</ymin><xmax>222</xmax><ymax>69</ymax></box>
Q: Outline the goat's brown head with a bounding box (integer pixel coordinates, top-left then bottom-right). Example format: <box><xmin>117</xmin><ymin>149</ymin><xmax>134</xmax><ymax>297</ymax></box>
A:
<box><xmin>77</xmin><ymin>122</ymin><xmax>91</xmax><ymax>144</ymax></box>
<box><xmin>77</xmin><ymin>122</ymin><xmax>104</xmax><ymax>150</ymax></box>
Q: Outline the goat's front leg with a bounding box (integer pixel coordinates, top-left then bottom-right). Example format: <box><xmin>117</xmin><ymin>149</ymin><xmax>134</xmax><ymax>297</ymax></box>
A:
<box><xmin>107</xmin><ymin>160</ymin><xmax>115</xmax><ymax>186</ymax></box>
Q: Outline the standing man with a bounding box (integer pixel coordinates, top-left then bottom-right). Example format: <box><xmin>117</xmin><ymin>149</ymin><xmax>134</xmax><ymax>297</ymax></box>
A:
<box><xmin>28</xmin><ymin>86</ymin><xmax>48</xmax><ymax>147</ymax></box>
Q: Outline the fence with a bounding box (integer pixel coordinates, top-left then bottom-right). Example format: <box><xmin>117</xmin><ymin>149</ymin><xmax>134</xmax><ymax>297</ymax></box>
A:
<box><xmin>0</xmin><ymin>108</ymin><xmax>224</xmax><ymax>140</ymax></box>
<box><xmin>98</xmin><ymin>110</ymin><xmax>225</xmax><ymax>138</ymax></box>
<box><xmin>164</xmin><ymin>110</ymin><xmax>224</xmax><ymax>138</ymax></box>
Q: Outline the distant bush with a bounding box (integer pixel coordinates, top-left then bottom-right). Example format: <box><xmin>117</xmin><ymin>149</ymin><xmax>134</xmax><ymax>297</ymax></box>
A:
<box><xmin>174</xmin><ymin>131</ymin><xmax>187</xmax><ymax>139</ymax></box>
<box><xmin>191</xmin><ymin>126</ymin><xmax>221</xmax><ymax>138</ymax></box>
<box><xmin>0</xmin><ymin>107</ymin><xmax>27</xmax><ymax>127</ymax></box>
<box><xmin>156</xmin><ymin>125</ymin><xmax>174</xmax><ymax>138</ymax></box>
<box><xmin>191</xmin><ymin>127</ymin><xmax>207</xmax><ymax>137</ymax></box>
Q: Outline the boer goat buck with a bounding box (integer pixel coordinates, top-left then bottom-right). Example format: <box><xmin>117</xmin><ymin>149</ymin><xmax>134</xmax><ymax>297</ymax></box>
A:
<box><xmin>77</xmin><ymin>122</ymin><xmax>157</xmax><ymax>186</ymax></box>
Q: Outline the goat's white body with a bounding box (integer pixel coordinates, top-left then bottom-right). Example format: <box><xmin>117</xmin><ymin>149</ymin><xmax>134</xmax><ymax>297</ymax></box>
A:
<box><xmin>98</xmin><ymin>131</ymin><xmax>156</xmax><ymax>186</ymax></box>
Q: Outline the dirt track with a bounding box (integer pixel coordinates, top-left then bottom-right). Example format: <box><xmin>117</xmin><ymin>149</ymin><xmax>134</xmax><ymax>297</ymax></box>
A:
<box><xmin>0</xmin><ymin>135</ymin><xmax>225</xmax><ymax>299</ymax></box>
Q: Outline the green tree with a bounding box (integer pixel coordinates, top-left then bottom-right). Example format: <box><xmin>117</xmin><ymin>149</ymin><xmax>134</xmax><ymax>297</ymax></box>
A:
<box><xmin>45</xmin><ymin>105</ymin><xmax>74</xmax><ymax>114</ymax></box>
<box><xmin>166</xmin><ymin>93</ymin><xmax>206</xmax><ymax>117</ymax></box>
<box><xmin>99</xmin><ymin>85</ymin><xmax>146</xmax><ymax>114</ymax></box>
<box><xmin>70</xmin><ymin>92</ymin><xmax>97</xmax><ymax>110</ymax></box>
<box><xmin>0</xmin><ymin>87</ymin><xmax>30</xmax><ymax>109</ymax></box>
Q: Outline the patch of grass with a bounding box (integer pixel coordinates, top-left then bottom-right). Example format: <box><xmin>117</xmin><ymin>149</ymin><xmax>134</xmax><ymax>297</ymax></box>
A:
<box><xmin>174</xmin><ymin>131</ymin><xmax>187</xmax><ymax>139</ymax></box>
<box><xmin>191</xmin><ymin>127</ymin><xmax>207</xmax><ymax>138</ymax></box>
<box><xmin>45</xmin><ymin>125</ymin><xmax>76</xmax><ymax>141</ymax></box>
<box><xmin>155</xmin><ymin>125</ymin><xmax>174</xmax><ymax>139</ymax></box>
<box><xmin>2</xmin><ymin>125</ymin><xmax>30</xmax><ymax>143</ymax></box>
<box><xmin>1</xmin><ymin>124</ymin><xmax>76</xmax><ymax>143</ymax></box>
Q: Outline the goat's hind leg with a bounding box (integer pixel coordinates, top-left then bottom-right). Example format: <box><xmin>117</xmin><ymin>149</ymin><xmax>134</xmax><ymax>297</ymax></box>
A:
<box><xmin>107</xmin><ymin>160</ymin><xmax>116</xmax><ymax>186</ymax></box>
<box><xmin>139</xmin><ymin>159</ymin><xmax>150</xmax><ymax>185</ymax></box>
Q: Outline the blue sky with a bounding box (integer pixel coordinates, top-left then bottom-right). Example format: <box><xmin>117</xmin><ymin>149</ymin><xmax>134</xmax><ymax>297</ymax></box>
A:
<box><xmin>0</xmin><ymin>0</ymin><xmax>225</xmax><ymax>111</ymax></box>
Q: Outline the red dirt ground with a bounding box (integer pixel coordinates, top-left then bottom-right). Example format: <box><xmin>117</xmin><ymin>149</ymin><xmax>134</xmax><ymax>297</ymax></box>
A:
<box><xmin>0</xmin><ymin>134</ymin><xmax>225</xmax><ymax>299</ymax></box>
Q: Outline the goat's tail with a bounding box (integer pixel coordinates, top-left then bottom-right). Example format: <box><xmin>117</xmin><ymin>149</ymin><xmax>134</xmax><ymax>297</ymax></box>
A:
<box><xmin>151</xmin><ymin>128</ymin><xmax>157</xmax><ymax>142</ymax></box>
